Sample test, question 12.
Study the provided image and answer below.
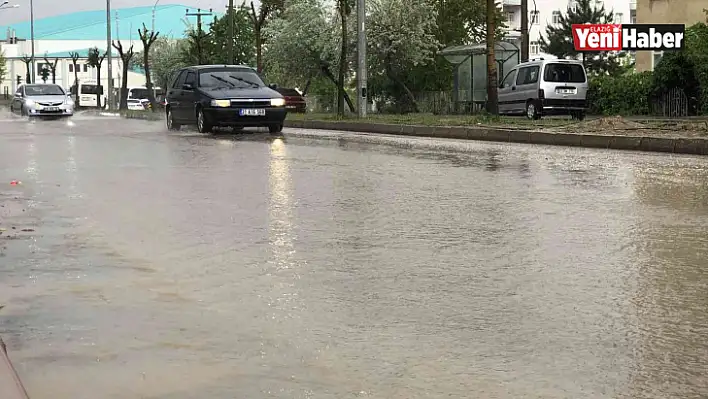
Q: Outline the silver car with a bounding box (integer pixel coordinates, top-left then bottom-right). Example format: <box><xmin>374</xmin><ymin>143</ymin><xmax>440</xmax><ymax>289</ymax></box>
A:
<box><xmin>10</xmin><ymin>83</ymin><xmax>75</xmax><ymax>117</ymax></box>
<box><xmin>498</xmin><ymin>58</ymin><xmax>588</xmax><ymax>120</ymax></box>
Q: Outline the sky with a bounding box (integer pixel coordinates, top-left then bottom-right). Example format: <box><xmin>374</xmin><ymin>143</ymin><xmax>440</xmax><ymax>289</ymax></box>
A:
<box><xmin>0</xmin><ymin>0</ymin><xmax>258</xmax><ymax>24</ymax></box>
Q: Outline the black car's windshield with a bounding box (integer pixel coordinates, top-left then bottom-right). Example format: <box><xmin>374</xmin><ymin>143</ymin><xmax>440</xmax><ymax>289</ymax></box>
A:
<box><xmin>543</xmin><ymin>63</ymin><xmax>586</xmax><ymax>83</ymax></box>
<box><xmin>199</xmin><ymin>70</ymin><xmax>265</xmax><ymax>89</ymax></box>
<box><xmin>25</xmin><ymin>84</ymin><xmax>65</xmax><ymax>96</ymax></box>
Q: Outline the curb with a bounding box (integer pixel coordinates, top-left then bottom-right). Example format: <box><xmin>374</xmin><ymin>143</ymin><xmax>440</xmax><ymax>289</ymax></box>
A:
<box><xmin>283</xmin><ymin>120</ymin><xmax>708</xmax><ymax>156</ymax></box>
<box><xmin>121</xmin><ymin>112</ymin><xmax>163</xmax><ymax>121</ymax></box>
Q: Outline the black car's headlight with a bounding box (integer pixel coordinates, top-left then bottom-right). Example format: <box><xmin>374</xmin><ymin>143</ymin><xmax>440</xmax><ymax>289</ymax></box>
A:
<box><xmin>270</xmin><ymin>98</ymin><xmax>285</xmax><ymax>107</ymax></box>
<box><xmin>210</xmin><ymin>99</ymin><xmax>231</xmax><ymax>107</ymax></box>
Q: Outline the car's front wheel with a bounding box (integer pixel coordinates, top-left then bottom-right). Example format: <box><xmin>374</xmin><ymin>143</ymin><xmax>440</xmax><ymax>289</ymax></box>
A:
<box><xmin>268</xmin><ymin>123</ymin><xmax>283</xmax><ymax>134</ymax></box>
<box><xmin>196</xmin><ymin>108</ymin><xmax>212</xmax><ymax>133</ymax></box>
<box><xmin>166</xmin><ymin>108</ymin><xmax>180</xmax><ymax>131</ymax></box>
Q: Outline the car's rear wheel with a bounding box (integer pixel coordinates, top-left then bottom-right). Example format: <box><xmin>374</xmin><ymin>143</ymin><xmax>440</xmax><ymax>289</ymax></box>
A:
<box><xmin>166</xmin><ymin>108</ymin><xmax>180</xmax><ymax>131</ymax></box>
<box><xmin>196</xmin><ymin>108</ymin><xmax>212</xmax><ymax>133</ymax></box>
<box><xmin>268</xmin><ymin>123</ymin><xmax>283</xmax><ymax>134</ymax></box>
<box><xmin>526</xmin><ymin>100</ymin><xmax>541</xmax><ymax>120</ymax></box>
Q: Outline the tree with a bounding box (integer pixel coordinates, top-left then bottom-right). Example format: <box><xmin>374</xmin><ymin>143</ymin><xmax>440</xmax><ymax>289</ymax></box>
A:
<box><xmin>86</xmin><ymin>47</ymin><xmax>107</xmax><ymax>108</ymax></box>
<box><xmin>248</xmin><ymin>0</ymin><xmax>284</xmax><ymax>72</ymax></box>
<box><xmin>69</xmin><ymin>51</ymin><xmax>81</xmax><ymax>101</ymax></box>
<box><xmin>367</xmin><ymin>0</ymin><xmax>440</xmax><ymax>112</ymax></box>
<box><xmin>20</xmin><ymin>55</ymin><xmax>31</xmax><ymax>83</ymax></box>
<box><xmin>485</xmin><ymin>0</ymin><xmax>498</xmax><ymax>114</ymax></box>
<box><xmin>112</xmin><ymin>40</ymin><xmax>135</xmax><ymax>110</ymax></box>
<box><xmin>0</xmin><ymin>51</ymin><xmax>6</xmax><ymax>85</ymax></box>
<box><xmin>183</xmin><ymin>28</ymin><xmax>210</xmax><ymax>65</ymax></box>
<box><xmin>263</xmin><ymin>0</ymin><xmax>355</xmax><ymax>111</ymax></box>
<box><xmin>539</xmin><ymin>0</ymin><xmax>624</xmax><ymax>75</ymax></box>
<box><xmin>207</xmin><ymin>5</ymin><xmax>256</xmax><ymax>65</ymax></box>
<box><xmin>134</xmin><ymin>38</ymin><xmax>189</xmax><ymax>90</ymax></box>
<box><xmin>335</xmin><ymin>0</ymin><xmax>353</xmax><ymax>115</ymax></box>
<box><xmin>138</xmin><ymin>24</ymin><xmax>160</xmax><ymax>110</ymax></box>
<box><xmin>43</xmin><ymin>54</ymin><xmax>59</xmax><ymax>84</ymax></box>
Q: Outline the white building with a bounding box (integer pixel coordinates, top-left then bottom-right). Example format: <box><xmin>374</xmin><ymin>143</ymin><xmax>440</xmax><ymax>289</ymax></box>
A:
<box><xmin>0</xmin><ymin>3</ymin><xmax>219</xmax><ymax>96</ymax></box>
<box><xmin>500</xmin><ymin>0</ymin><xmax>635</xmax><ymax>57</ymax></box>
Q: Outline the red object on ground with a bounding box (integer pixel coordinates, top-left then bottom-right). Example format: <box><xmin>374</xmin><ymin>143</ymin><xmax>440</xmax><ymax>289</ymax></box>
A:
<box><xmin>0</xmin><ymin>336</ymin><xmax>30</xmax><ymax>398</ymax></box>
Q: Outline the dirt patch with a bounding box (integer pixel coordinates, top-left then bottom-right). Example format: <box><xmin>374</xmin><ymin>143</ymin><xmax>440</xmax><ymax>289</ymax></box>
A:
<box><xmin>544</xmin><ymin>116</ymin><xmax>708</xmax><ymax>138</ymax></box>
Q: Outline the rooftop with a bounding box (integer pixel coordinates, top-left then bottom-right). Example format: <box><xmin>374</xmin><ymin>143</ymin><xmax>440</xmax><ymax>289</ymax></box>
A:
<box><xmin>3</xmin><ymin>4</ymin><xmax>225</xmax><ymax>41</ymax></box>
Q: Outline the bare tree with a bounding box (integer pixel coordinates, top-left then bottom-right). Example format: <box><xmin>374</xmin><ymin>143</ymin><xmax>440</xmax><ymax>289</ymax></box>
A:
<box><xmin>20</xmin><ymin>55</ymin><xmax>31</xmax><ymax>83</ymax></box>
<box><xmin>43</xmin><ymin>54</ymin><xmax>59</xmax><ymax>84</ymax></box>
<box><xmin>87</xmin><ymin>47</ymin><xmax>107</xmax><ymax>108</ymax></box>
<box><xmin>138</xmin><ymin>24</ymin><xmax>160</xmax><ymax>111</ymax></box>
<box><xmin>112</xmin><ymin>40</ymin><xmax>135</xmax><ymax>110</ymax></box>
<box><xmin>248</xmin><ymin>0</ymin><xmax>283</xmax><ymax>73</ymax></box>
<box><xmin>69</xmin><ymin>51</ymin><xmax>81</xmax><ymax>102</ymax></box>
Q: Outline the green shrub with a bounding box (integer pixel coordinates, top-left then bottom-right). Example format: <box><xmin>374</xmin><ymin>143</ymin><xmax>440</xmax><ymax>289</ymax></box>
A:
<box><xmin>587</xmin><ymin>72</ymin><xmax>653</xmax><ymax>115</ymax></box>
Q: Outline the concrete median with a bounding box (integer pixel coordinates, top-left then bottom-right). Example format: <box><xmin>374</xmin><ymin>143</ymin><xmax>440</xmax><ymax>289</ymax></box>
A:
<box><xmin>284</xmin><ymin>119</ymin><xmax>708</xmax><ymax>155</ymax></box>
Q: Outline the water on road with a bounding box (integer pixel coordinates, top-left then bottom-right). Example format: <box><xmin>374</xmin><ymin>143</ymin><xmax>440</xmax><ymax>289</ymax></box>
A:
<box><xmin>1</xmin><ymin>112</ymin><xmax>707</xmax><ymax>398</ymax></box>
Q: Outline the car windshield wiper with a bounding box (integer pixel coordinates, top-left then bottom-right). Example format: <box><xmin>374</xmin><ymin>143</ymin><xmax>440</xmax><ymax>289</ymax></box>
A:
<box><xmin>228</xmin><ymin>75</ymin><xmax>261</xmax><ymax>87</ymax></box>
<box><xmin>208</xmin><ymin>74</ymin><xmax>237</xmax><ymax>88</ymax></box>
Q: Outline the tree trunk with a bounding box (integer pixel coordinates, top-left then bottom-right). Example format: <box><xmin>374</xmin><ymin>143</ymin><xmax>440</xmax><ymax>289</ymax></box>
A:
<box><xmin>52</xmin><ymin>69</ymin><xmax>56</xmax><ymax>83</ymax></box>
<box><xmin>303</xmin><ymin>77</ymin><xmax>312</xmax><ymax>96</ymax></box>
<box><xmin>337</xmin><ymin>0</ymin><xmax>347</xmax><ymax>116</ymax></box>
<box><xmin>385</xmin><ymin>61</ymin><xmax>419</xmax><ymax>113</ymax></box>
<box><xmin>321</xmin><ymin>64</ymin><xmax>355</xmax><ymax>112</ymax></box>
<box><xmin>73</xmin><ymin>67</ymin><xmax>79</xmax><ymax>104</ymax></box>
<box><xmin>120</xmin><ymin>61</ymin><xmax>130</xmax><ymax>110</ymax></box>
<box><xmin>255</xmin><ymin>28</ymin><xmax>263</xmax><ymax>72</ymax></box>
<box><xmin>96</xmin><ymin>67</ymin><xmax>102</xmax><ymax>109</ymax></box>
<box><xmin>485</xmin><ymin>0</ymin><xmax>498</xmax><ymax>115</ymax></box>
<box><xmin>144</xmin><ymin>51</ymin><xmax>157</xmax><ymax>111</ymax></box>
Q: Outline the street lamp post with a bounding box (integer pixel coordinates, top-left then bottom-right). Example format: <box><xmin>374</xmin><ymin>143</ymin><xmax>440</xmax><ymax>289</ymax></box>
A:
<box><xmin>29</xmin><ymin>0</ymin><xmax>35</xmax><ymax>83</ymax></box>
<box><xmin>106</xmin><ymin>0</ymin><xmax>113</xmax><ymax>111</ymax></box>
<box><xmin>152</xmin><ymin>0</ymin><xmax>160</xmax><ymax>32</ymax></box>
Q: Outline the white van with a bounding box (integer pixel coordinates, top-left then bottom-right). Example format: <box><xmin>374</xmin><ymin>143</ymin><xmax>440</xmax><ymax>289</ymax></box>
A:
<box><xmin>498</xmin><ymin>58</ymin><xmax>588</xmax><ymax>120</ymax></box>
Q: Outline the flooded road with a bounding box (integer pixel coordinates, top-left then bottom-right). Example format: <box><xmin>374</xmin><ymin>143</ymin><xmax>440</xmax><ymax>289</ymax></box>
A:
<box><xmin>1</xmin><ymin>112</ymin><xmax>708</xmax><ymax>398</ymax></box>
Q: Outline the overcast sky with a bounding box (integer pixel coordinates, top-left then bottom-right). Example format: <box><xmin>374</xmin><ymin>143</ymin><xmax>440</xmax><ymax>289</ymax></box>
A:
<box><xmin>0</xmin><ymin>0</ymin><xmax>255</xmax><ymax>24</ymax></box>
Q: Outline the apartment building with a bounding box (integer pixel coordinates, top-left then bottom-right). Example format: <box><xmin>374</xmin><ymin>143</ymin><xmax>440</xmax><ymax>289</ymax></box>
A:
<box><xmin>635</xmin><ymin>0</ymin><xmax>706</xmax><ymax>71</ymax></box>
<box><xmin>501</xmin><ymin>0</ymin><xmax>633</xmax><ymax>57</ymax></box>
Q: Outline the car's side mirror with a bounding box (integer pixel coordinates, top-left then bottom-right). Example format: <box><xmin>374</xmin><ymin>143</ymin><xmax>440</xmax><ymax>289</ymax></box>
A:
<box><xmin>182</xmin><ymin>83</ymin><xmax>193</xmax><ymax>90</ymax></box>
<box><xmin>268</xmin><ymin>83</ymin><xmax>277</xmax><ymax>90</ymax></box>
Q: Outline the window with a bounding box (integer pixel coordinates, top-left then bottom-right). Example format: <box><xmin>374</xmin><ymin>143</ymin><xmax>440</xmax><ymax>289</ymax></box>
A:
<box><xmin>543</xmin><ymin>63</ymin><xmax>586</xmax><ymax>83</ymax></box>
<box><xmin>80</xmin><ymin>84</ymin><xmax>102</xmax><ymax>95</ymax></box>
<box><xmin>652</xmin><ymin>51</ymin><xmax>663</xmax><ymax>69</ymax></box>
<box><xmin>500</xmin><ymin>70</ymin><xmax>516</xmax><ymax>89</ymax></box>
<box><xmin>171</xmin><ymin>71</ymin><xmax>187</xmax><ymax>88</ymax></box>
<box><xmin>614</xmin><ymin>13</ymin><xmax>623</xmax><ymax>23</ymax></box>
<box><xmin>69</xmin><ymin>64</ymin><xmax>73</xmax><ymax>73</ymax></box>
<box><xmin>506</xmin><ymin>11</ymin><xmax>514</xmax><ymax>23</ymax></box>
<box><xmin>530</xmin><ymin>41</ymin><xmax>540</xmax><ymax>54</ymax></box>
<box><xmin>630</xmin><ymin>10</ymin><xmax>636</xmax><ymax>23</ymax></box>
<box><xmin>515</xmin><ymin>65</ymin><xmax>540</xmax><ymax>85</ymax></box>
<box><xmin>552</xmin><ymin>11</ymin><xmax>561</xmax><ymax>24</ymax></box>
<box><xmin>184</xmin><ymin>71</ymin><xmax>197</xmax><ymax>86</ymax></box>
<box><xmin>530</xmin><ymin>10</ymin><xmax>539</xmax><ymax>24</ymax></box>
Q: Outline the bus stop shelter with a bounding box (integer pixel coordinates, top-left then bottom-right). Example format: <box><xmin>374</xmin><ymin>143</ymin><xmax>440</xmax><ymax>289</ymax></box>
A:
<box><xmin>440</xmin><ymin>42</ymin><xmax>520</xmax><ymax>112</ymax></box>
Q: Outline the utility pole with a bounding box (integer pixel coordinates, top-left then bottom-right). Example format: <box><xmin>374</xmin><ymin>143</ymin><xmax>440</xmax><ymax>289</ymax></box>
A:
<box><xmin>521</xmin><ymin>0</ymin><xmax>529</xmax><ymax>62</ymax></box>
<box><xmin>29</xmin><ymin>0</ymin><xmax>35</xmax><ymax>83</ymax></box>
<box><xmin>356</xmin><ymin>0</ymin><xmax>366</xmax><ymax>117</ymax></box>
<box><xmin>186</xmin><ymin>8</ymin><xmax>213</xmax><ymax>64</ymax></box>
<box><xmin>106</xmin><ymin>0</ymin><xmax>114</xmax><ymax>111</ymax></box>
<box><xmin>227</xmin><ymin>0</ymin><xmax>234</xmax><ymax>64</ymax></box>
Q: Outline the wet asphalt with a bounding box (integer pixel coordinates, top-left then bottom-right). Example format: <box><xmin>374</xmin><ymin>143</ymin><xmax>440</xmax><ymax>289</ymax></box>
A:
<box><xmin>1</xmin><ymin>110</ymin><xmax>708</xmax><ymax>398</ymax></box>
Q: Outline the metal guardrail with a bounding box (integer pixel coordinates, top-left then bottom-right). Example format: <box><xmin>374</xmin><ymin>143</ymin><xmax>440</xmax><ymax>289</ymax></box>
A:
<box><xmin>0</xmin><ymin>335</ymin><xmax>30</xmax><ymax>399</ymax></box>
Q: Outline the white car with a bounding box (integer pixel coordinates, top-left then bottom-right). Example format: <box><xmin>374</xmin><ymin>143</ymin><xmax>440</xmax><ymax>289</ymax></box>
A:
<box><xmin>127</xmin><ymin>99</ymin><xmax>147</xmax><ymax>111</ymax></box>
<box><xmin>10</xmin><ymin>83</ymin><xmax>74</xmax><ymax>117</ymax></box>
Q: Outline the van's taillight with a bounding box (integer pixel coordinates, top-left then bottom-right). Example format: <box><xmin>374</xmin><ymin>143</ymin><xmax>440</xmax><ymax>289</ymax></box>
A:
<box><xmin>538</xmin><ymin>89</ymin><xmax>545</xmax><ymax>99</ymax></box>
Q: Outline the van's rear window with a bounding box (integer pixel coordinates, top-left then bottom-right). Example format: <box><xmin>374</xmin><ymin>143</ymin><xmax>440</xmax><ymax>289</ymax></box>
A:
<box><xmin>543</xmin><ymin>63</ymin><xmax>586</xmax><ymax>83</ymax></box>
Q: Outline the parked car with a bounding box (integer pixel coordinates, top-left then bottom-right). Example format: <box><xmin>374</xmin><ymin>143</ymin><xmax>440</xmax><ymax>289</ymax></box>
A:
<box><xmin>275</xmin><ymin>88</ymin><xmax>307</xmax><ymax>113</ymax></box>
<box><xmin>127</xmin><ymin>99</ymin><xmax>148</xmax><ymax>111</ymax></box>
<box><xmin>165</xmin><ymin>65</ymin><xmax>287</xmax><ymax>133</ymax></box>
<box><xmin>497</xmin><ymin>58</ymin><xmax>588</xmax><ymax>120</ymax></box>
<box><xmin>10</xmin><ymin>83</ymin><xmax>74</xmax><ymax>117</ymax></box>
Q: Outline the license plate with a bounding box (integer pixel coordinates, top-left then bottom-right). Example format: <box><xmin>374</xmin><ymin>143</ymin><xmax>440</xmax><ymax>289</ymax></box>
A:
<box><xmin>557</xmin><ymin>89</ymin><xmax>574</xmax><ymax>94</ymax></box>
<box><xmin>44</xmin><ymin>107</ymin><xmax>59</xmax><ymax>111</ymax></box>
<box><xmin>239</xmin><ymin>108</ymin><xmax>265</xmax><ymax>116</ymax></box>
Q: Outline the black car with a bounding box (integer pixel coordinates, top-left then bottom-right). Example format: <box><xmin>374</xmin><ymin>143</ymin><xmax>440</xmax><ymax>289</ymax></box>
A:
<box><xmin>165</xmin><ymin>65</ymin><xmax>287</xmax><ymax>133</ymax></box>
